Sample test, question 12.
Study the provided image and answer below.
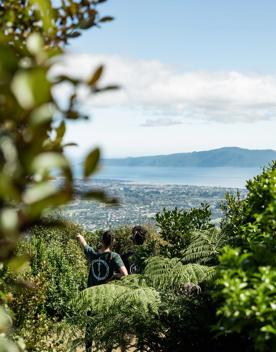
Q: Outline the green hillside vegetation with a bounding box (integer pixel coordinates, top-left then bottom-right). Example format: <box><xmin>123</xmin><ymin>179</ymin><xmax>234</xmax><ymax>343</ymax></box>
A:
<box><xmin>105</xmin><ymin>147</ymin><xmax>276</xmax><ymax>167</ymax></box>
<box><xmin>1</xmin><ymin>162</ymin><xmax>275</xmax><ymax>351</ymax></box>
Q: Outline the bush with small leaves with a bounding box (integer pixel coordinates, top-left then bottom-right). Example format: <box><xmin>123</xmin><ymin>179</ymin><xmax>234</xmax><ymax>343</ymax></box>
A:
<box><xmin>156</xmin><ymin>204</ymin><xmax>214</xmax><ymax>258</ymax></box>
<box><xmin>216</xmin><ymin>163</ymin><xmax>276</xmax><ymax>351</ymax></box>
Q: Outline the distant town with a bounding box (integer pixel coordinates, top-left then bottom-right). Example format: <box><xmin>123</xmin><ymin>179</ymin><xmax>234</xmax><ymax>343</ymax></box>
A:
<box><xmin>59</xmin><ymin>179</ymin><xmax>246</xmax><ymax>230</ymax></box>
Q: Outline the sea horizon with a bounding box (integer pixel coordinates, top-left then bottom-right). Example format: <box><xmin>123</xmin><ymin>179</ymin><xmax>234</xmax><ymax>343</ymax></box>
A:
<box><xmin>73</xmin><ymin>164</ymin><xmax>262</xmax><ymax>189</ymax></box>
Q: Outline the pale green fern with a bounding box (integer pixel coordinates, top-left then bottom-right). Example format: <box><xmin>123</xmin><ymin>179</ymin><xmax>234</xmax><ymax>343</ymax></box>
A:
<box><xmin>75</xmin><ymin>282</ymin><xmax>161</xmax><ymax>317</ymax></box>
<box><xmin>182</xmin><ymin>230</ymin><xmax>227</xmax><ymax>265</ymax></box>
<box><xmin>144</xmin><ymin>256</ymin><xmax>215</xmax><ymax>291</ymax></box>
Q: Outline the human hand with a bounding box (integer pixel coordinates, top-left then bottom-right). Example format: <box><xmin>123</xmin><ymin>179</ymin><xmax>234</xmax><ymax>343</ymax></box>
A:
<box><xmin>76</xmin><ymin>233</ymin><xmax>83</xmax><ymax>241</ymax></box>
<box><xmin>76</xmin><ymin>233</ymin><xmax>87</xmax><ymax>246</ymax></box>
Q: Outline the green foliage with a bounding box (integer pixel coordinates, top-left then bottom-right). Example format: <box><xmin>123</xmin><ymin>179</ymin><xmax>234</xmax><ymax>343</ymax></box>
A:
<box><xmin>156</xmin><ymin>204</ymin><xmax>214</xmax><ymax>257</ymax></box>
<box><xmin>0</xmin><ymin>3</ymin><xmax>115</xmax><ymax>265</ymax></box>
<box><xmin>67</xmin><ymin>252</ymin><xmax>215</xmax><ymax>351</ymax></box>
<box><xmin>69</xmin><ymin>281</ymin><xmax>161</xmax><ymax>351</ymax></box>
<box><xmin>219</xmin><ymin>191</ymin><xmax>247</xmax><ymax>247</ymax></box>
<box><xmin>0</xmin><ymin>0</ymin><xmax>113</xmax><ymax>47</ymax></box>
<box><xmin>216</xmin><ymin>163</ymin><xmax>276</xmax><ymax>351</ymax></box>
<box><xmin>3</xmin><ymin>219</ymin><xmax>88</xmax><ymax>350</ymax></box>
<box><xmin>182</xmin><ymin>229</ymin><xmax>227</xmax><ymax>265</ymax></box>
<box><xmin>0</xmin><ymin>1</ymin><xmax>116</xmax><ymax>348</ymax></box>
<box><xmin>144</xmin><ymin>256</ymin><xmax>214</xmax><ymax>292</ymax></box>
<box><xmin>6</xmin><ymin>219</ymin><xmax>165</xmax><ymax>350</ymax></box>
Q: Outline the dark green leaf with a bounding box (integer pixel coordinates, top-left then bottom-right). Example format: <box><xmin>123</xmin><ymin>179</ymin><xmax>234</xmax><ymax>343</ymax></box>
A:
<box><xmin>88</xmin><ymin>65</ymin><xmax>104</xmax><ymax>86</ymax></box>
<box><xmin>99</xmin><ymin>16</ymin><xmax>114</xmax><ymax>23</ymax></box>
<box><xmin>83</xmin><ymin>148</ymin><xmax>100</xmax><ymax>177</ymax></box>
<box><xmin>54</xmin><ymin>75</ymin><xmax>79</xmax><ymax>85</ymax></box>
<box><xmin>94</xmin><ymin>84</ymin><xmax>120</xmax><ymax>93</ymax></box>
<box><xmin>67</xmin><ymin>31</ymin><xmax>81</xmax><ymax>38</ymax></box>
<box><xmin>62</xmin><ymin>142</ymin><xmax>78</xmax><ymax>148</ymax></box>
<box><xmin>79</xmin><ymin>15</ymin><xmax>96</xmax><ymax>29</ymax></box>
<box><xmin>66</xmin><ymin>111</ymin><xmax>79</xmax><ymax>119</ymax></box>
<box><xmin>56</xmin><ymin>121</ymin><xmax>66</xmax><ymax>140</ymax></box>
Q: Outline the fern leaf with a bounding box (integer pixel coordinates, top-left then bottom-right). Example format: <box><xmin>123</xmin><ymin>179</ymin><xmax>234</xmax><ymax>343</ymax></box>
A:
<box><xmin>74</xmin><ymin>282</ymin><xmax>160</xmax><ymax>317</ymax></box>
<box><xmin>144</xmin><ymin>256</ymin><xmax>214</xmax><ymax>291</ymax></box>
<box><xmin>182</xmin><ymin>230</ymin><xmax>227</xmax><ymax>264</ymax></box>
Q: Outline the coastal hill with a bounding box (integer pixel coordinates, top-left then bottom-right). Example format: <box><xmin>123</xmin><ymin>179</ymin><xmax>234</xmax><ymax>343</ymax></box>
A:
<box><xmin>104</xmin><ymin>147</ymin><xmax>276</xmax><ymax>167</ymax></box>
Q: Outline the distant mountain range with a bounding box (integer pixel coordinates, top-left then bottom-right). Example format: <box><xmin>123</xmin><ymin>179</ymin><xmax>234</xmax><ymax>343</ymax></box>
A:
<box><xmin>104</xmin><ymin>147</ymin><xmax>276</xmax><ymax>168</ymax></box>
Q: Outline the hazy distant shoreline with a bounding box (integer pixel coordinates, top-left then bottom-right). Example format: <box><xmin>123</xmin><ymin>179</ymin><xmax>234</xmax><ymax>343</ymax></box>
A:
<box><xmin>73</xmin><ymin>165</ymin><xmax>260</xmax><ymax>188</ymax></box>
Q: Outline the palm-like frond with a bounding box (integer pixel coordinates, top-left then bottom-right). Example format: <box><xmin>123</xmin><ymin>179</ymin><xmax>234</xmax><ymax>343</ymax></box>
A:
<box><xmin>182</xmin><ymin>230</ymin><xmax>227</xmax><ymax>265</ymax></box>
<box><xmin>75</xmin><ymin>282</ymin><xmax>161</xmax><ymax>317</ymax></box>
<box><xmin>144</xmin><ymin>256</ymin><xmax>215</xmax><ymax>291</ymax></box>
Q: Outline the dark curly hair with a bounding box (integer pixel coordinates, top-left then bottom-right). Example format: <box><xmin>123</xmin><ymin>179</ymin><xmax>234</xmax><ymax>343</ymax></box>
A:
<box><xmin>101</xmin><ymin>230</ymin><xmax>115</xmax><ymax>248</ymax></box>
<box><xmin>132</xmin><ymin>226</ymin><xmax>147</xmax><ymax>245</ymax></box>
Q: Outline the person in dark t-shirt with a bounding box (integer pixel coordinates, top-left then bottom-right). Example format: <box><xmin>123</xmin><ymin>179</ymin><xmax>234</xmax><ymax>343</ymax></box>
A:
<box><xmin>77</xmin><ymin>230</ymin><xmax>127</xmax><ymax>287</ymax></box>
<box><xmin>77</xmin><ymin>230</ymin><xmax>128</xmax><ymax>351</ymax></box>
<box><xmin>121</xmin><ymin>226</ymin><xmax>147</xmax><ymax>275</ymax></box>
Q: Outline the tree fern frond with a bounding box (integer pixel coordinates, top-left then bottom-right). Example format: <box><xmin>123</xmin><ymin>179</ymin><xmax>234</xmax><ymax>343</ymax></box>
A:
<box><xmin>144</xmin><ymin>256</ymin><xmax>215</xmax><ymax>291</ymax></box>
<box><xmin>73</xmin><ymin>284</ymin><xmax>126</xmax><ymax>313</ymax></box>
<box><xmin>119</xmin><ymin>274</ymin><xmax>148</xmax><ymax>288</ymax></box>
<box><xmin>182</xmin><ymin>230</ymin><xmax>227</xmax><ymax>264</ymax></box>
<box><xmin>74</xmin><ymin>283</ymin><xmax>161</xmax><ymax>318</ymax></box>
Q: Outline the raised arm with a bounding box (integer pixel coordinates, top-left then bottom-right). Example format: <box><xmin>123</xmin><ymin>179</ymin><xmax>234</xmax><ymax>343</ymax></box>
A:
<box><xmin>76</xmin><ymin>234</ymin><xmax>87</xmax><ymax>247</ymax></box>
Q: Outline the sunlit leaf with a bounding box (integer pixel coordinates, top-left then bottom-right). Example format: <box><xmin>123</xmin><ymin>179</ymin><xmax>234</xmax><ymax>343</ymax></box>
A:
<box><xmin>23</xmin><ymin>182</ymin><xmax>58</xmax><ymax>204</ymax></box>
<box><xmin>0</xmin><ymin>337</ymin><xmax>20</xmax><ymax>352</ymax></box>
<box><xmin>0</xmin><ymin>308</ymin><xmax>13</xmax><ymax>334</ymax></box>
<box><xmin>11</xmin><ymin>68</ymin><xmax>51</xmax><ymax>109</ymax></box>
<box><xmin>0</xmin><ymin>209</ymin><xmax>18</xmax><ymax>233</ymax></box>
<box><xmin>31</xmin><ymin>152</ymin><xmax>69</xmax><ymax>172</ymax></box>
<box><xmin>26</xmin><ymin>33</ymin><xmax>44</xmax><ymax>56</ymax></box>
<box><xmin>8</xmin><ymin>255</ymin><xmax>30</xmax><ymax>273</ymax></box>
<box><xmin>26</xmin><ymin>190</ymin><xmax>71</xmax><ymax>217</ymax></box>
<box><xmin>30</xmin><ymin>103</ymin><xmax>55</xmax><ymax>126</ymax></box>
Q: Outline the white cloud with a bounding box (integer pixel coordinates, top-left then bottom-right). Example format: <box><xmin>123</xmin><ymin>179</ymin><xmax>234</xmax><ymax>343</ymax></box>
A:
<box><xmin>141</xmin><ymin>117</ymin><xmax>182</xmax><ymax>127</ymax></box>
<box><xmin>52</xmin><ymin>53</ymin><xmax>276</xmax><ymax>124</ymax></box>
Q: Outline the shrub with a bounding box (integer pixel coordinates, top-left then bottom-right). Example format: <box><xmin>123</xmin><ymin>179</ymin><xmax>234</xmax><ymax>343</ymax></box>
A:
<box><xmin>156</xmin><ymin>204</ymin><xmax>214</xmax><ymax>257</ymax></box>
<box><xmin>216</xmin><ymin>163</ymin><xmax>276</xmax><ymax>351</ymax></box>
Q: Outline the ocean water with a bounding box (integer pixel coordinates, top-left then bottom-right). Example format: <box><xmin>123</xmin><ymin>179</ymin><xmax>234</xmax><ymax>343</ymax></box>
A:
<box><xmin>76</xmin><ymin>165</ymin><xmax>262</xmax><ymax>188</ymax></box>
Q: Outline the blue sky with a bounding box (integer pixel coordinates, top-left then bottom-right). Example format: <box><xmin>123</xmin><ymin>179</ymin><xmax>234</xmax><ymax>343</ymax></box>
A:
<box><xmin>62</xmin><ymin>0</ymin><xmax>276</xmax><ymax>157</ymax></box>
<box><xmin>72</xmin><ymin>0</ymin><xmax>276</xmax><ymax>72</ymax></box>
